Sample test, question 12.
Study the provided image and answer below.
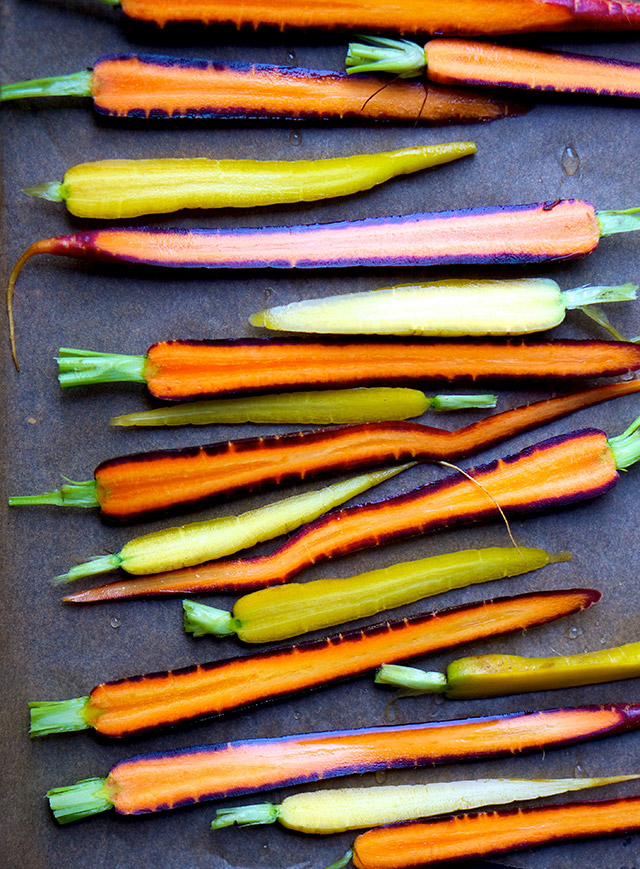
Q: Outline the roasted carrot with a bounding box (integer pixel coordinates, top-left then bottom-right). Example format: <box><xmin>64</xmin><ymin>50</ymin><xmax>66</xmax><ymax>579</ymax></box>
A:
<box><xmin>57</xmin><ymin>340</ymin><xmax>640</xmax><ymax>399</ymax></box>
<box><xmin>23</xmin><ymin>143</ymin><xmax>476</xmax><ymax>219</ymax></box>
<box><xmin>8</xmin><ymin>199</ymin><xmax>640</xmax><ymax>366</ymax></box>
<box><xmin>210</xmin><ymin>776</ymin><xmax>639</xmax><ymax>834</ymax></box>
<box><xmin>44</xmin><ymin>703</ymin><xmax>640</xmax><ymax>821</ymax></box>
<box><xmin>63</xmin><ymin>413</ymin><xmax>640</xmax><ymax>601</ymax></box>
<box><xmin>349</xmin><ymin>793</ymin><xmax>640</xmax><ymax>868</ymax></box>
<box><xmin>250</xmin><ymin>278</ymin><xmax>637</xmax><ymax>337</ymax></box>
<box><xmin>182</xmin><ymin>546</ymin><xmax>569</xmax><ymax>642</ymax></box>
<box><xmin>0</xmin><ymin>55</ymin><xmax>518</xmax><ymax>124</ymax></box>
<box><xmin>14</xmin><ymin>378</ymin><xmax>640</xmax><ymax>524</ymax></box>
<box><xmin>375</xmin><ymin>638</ymin><xmax>640</xmax><ymax>698</ymax></box>
<box><xmin>50</xmin><ymin>466</ymin><xmax>411</xmax><ymax>582</ymax></box>
<box><xmin>109</xmin><ymin>389</ymin><xmax>497</xmax><ymax>427</ymax></box>
<box><xmin>102</xmin><ymin>0</ymin><xmax>640</xmax><ymax>35</ymax></box>
<box><xmin>347</xmin><ymin>36</ymin><xmax>640</xmax><ymax>100</ymax></box>
<box><xmin>30</xmin><ymin>588</ymin><xmax>595</xmax><ymax>738</ymax></box>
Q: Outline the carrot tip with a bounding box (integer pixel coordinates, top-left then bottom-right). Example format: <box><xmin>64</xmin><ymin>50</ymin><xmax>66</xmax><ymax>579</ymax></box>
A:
<box><xmin>7</xmin><ymin>238</ymin><xmax>58</xmax><ymax>370</ymax></box>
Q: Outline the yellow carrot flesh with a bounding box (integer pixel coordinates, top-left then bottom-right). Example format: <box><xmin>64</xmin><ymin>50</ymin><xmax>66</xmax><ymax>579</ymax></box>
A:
<box><xmin>26</xmin><ymin>143</ymin><xmax>475</xmax><ymax>219</ymax></box>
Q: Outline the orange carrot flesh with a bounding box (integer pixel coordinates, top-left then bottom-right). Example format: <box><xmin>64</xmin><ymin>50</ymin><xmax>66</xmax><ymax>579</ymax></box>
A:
<box><xmin>426</xmin><ymin>39</ymin><xmax>640</xmax><ymax>97</ymax></box>
<box><xmin>352</xmin><ymin>794</ymin><xmax>640</xmax><ymax>868</ymax></box>
<box><xmin>117</xmin><ymin>0</ymin><xmax>640</xmax><ymax>35</ymax></box>
<box><xmin>66</xmin><ymin>426</ymin><xmax>618</xmax><ymax>601</ymax></box>
<box><xmin>91</xmin><ymin>379</ymin><xmax>640</xmax><ymax>522</ymax></box>
<box><xmin>90</xmin><ymin>54</ymin><xmax>513</xmax><ymax>122</ymax></box>
<box><xmin>103</xmin><ymin>704</ymin><xmax>640</xmax><ymax>813</ymax></box>
<box><xmin>143</xmin><ymin>338</ymin><xmax>640</xmax><ymax>399</ymax></box>
<box><xmin>81</xmin><ymin>589</ymin><xmax>597</xmax><ymax>737</ymax></box>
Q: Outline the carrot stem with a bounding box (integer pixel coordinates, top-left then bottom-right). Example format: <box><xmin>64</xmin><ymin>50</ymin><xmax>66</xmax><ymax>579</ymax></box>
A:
<box><xmin>8</xmin><ymin>478</ymin><xmax>99</xmax><ymax>508</ymax></box>
<box><xmin>57</xmin><ymin>348</ymin><xmax>147</xmax><ymax>387</ymax></box>
<box><xmin>608</xmin><ymin>413</ymin><xmax>640</xmax><ymax>469</ymax></box>
<box><xmin>29</xmin><ymin>698</ymin><xmax>92</xmax><ymax>737</ymax></box>
<box><xmin>0</xmin><ymin>70</ymin><xmax>92</xmax><ymax>101</ymax></box>
<box><xmin>183</xmin><ymin>600</ymin><xmax>237</xmax><ymax>637</ymax></box>
<box><xmin>46</xmin><ymin>778</ymin><xmax>112</xmax><ymax>824</ymax></box>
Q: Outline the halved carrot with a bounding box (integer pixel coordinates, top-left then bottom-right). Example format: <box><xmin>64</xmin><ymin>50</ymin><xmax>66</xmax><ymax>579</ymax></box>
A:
<box><xmin>23</xmin><ymin>143</ymin><xmax>476</xmax><ymax>219</ymax></box>
<box><xmin>45</xmin><ymin>703</ymin><xmax>640</xmax><ymax>821</ymax></box>
<box><xmin>29</xmin><ymin>588</ymin><xmax>596</xmax><ymax>738</ymax></box>
<box><xmin>0</xmin><ymin>54</ymin><xmax>518</xmax><ymax>124</ymax></box>
<box><xmin>63</xmin><ymin>414</ymin><xmax>640</xmax><ymax>601</ymax></box>
<box><xmin>350</xmin><ymin>793</ymin><xmax>640</xmax><ymax>868</ymax></box>
<box><xmin>109</xmin><ymin>0</ymin><xmax>640</xmax><ymax>35</ymax></box>
<box><xmin>8</xmin><ymin>199</ymin><xmax>640</xmax><ymax>366</ymax></box>
<box><xmin>375</xmin><ymin>638</ymin><xmax>640</xmax><ymax>698</ymax></box>
<box><xmin>15</xmin><ymin>379</ymin><xmax>640</xmax><ymax>524</ymax></box>
<box><xmin>347</xmin><ymin>36</ymin><xmax>640</xmax><ymax>100</ymax></box>
<box><xmin>58</xmin><ymin>340</ymin><xmax>640</xmax><ymax>399</ymax></box>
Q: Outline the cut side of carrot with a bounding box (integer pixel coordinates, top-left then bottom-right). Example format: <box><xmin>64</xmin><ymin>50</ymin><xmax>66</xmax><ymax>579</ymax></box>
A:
<box><xmin>33</xmin><ymin>588</ymin><xmax>598</xmax><ymax>738</ymax></box>
<box><xmin>116</xmin><ymin>0</ymin><xmax>640</xmax><ymax>35</ymax></box>
<box><xmin>64</xmin><ymin>423</ymin><xmax>627</xmax><ymax>600</ymax></box>
<box><xmin>351</xmin><ymin>793</ymin><xmax>640</xmax><ymax>868</ymax></box>
<box><xmin>47</xmin><ymin>703</ymin><xmax>640</xmax><ymax>818</ymax></box>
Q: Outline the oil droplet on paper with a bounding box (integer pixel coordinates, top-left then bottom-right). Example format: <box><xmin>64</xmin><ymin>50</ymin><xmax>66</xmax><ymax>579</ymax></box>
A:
<box><xmin>289</xmin><ymin>130</ymin><xmax>302</xmax><ymax>146</ymax></box>
<box><xmin>109</xmin><ymin>616</ymin><xmax>121</xmax><ymax>629</ymax></box>
<box><xmin>433</xmin><ymin>693</ymin><xmax>445</xmax><ymax>705</ymax></box>
<box><xmin>285</xmin><ymin>49</ymin><xmax>297</xmax><ymax>65</ymax></box>
<box><xmin>573</xmin><ymin>762</ymin><xmax>585</xmax><ymax>777</ymax></box>
<box><xmin>375</xmin><ymin>770</ymin><xmax>388</xmax><ymax>784</ymax></box>
<box><xmin>561</xmin><ymin>145</ymin><xmax>580</xmax><ymax>176</ymax></box>
<box><xmin>27</xmin><ymin>417</ymin><xmax>37</xmax><ymax>425</ymax></box>
<box><xmin>293</xmin><ymin>710</ymin><xmax>301</xmax><ymax>720</ymax></box>
<box><xmin>566</xmin><ymin>624</ymin><xmax>583</xmax><ymax>640</ymax></box>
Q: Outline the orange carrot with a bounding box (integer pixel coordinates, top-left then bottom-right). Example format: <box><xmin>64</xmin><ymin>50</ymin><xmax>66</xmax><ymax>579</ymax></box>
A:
<box><xmin>112</xmin><ymin>0</ymin><xmax>640</xmax><ymax>35</ymax></box>
<box><xmin>14</xmin><ymin>379</ymin><xmax>640</xmax><ymax>522</ymax></box>
<box><xmin>63</xmin><ymin>414</ymin><xmax>640</xmax><ymax>601</ymax></box>
<box><xmin>347</xmin><ymin>36</ymin><xmax>640</xmax><ymax>99</ymax></box>
<box><xmin>45</xmin><ymin>703</ymin><xmax>640</xmax><ymax>821</ymax></box>
<box><xmin>350</xmin><ymin>793</ymin><xmax>640</xmax><ymax>868</ymax></box>
<box><xmin>30</xmin><ymin>588</ymin><xmax>594</xmax><ymax>738</ymax></box>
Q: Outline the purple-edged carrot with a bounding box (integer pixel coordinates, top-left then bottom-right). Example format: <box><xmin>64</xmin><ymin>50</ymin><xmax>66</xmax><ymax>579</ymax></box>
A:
<box><xmin>7</xmin><ymin>199</ymin><xmax>640</xmax><ymax>366</ymax></box>
<box><xmin>349</xmin><ymin>792</ymin><xmax>640</xmax><ymax>868</ymax></box>
<box><xmin>0</xmin><ymin>54</ymin><xmax>519</xmax><ymax>124</ymax></box>
<box><xmin>346</xmin><ymin>36</ymin><xmax>640</xmax><ymax>100</ymax></box>
<box><xmin>12</xmin><ymin>379</ymin><xmax>640</xmax><ymax>523</ymax></box>
<box><xmin>45</xmin><ymin>703</ymin><xmax>640</xmax><ymax>821</ymax></box>
<box><xmin>29</xmin><ymin>588</ymin><xmax>593</xmax><ymax>739</ymax></box>
<box><xmin>63</xmin><ymin>412</ymin><xmax>640</xmax><ymax>601</ymax></box>
<box><xmin>94</xmin><ymin>0</ymin><xmax>640</xmax><ymax>36</ymax></box>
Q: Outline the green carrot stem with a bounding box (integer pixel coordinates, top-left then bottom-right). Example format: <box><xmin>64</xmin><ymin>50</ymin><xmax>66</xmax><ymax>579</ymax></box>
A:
<box><xmin>375</xmin><ymin>664</ymin><xmax>447</xmax><ymax>693</ymax></box>
<box><xmin>577</xmin><ymin>305</ymin><xmax>640</xmax><ymax>343</ymax></box>
<box><xmin>55</xmin><ymin>554</ymin><xmax>123</xmax><ymax>584</ymax></box>
<box><xmin>23</xmin><ymin>182</ymin><xmax>66</xmax><ymax>203</ymax></box>
<box><xmin>211</xmin><ymin>802</ymin><xmax>280</xmax><ymax>829</ymax></box>
<box><xmin>429</xmin><ymin>394</ymin><xmax>496</xmax><ymax>411</ymax></box>
<box><xmin>346</xmin><ymin>36</ymin><xmax>426</xmax><ymax>78</ymax></box>
<box><xmin>183</xmin><ymin>600</ymin><xmax>238</xmax><ymax>637</ymax></box>
<box><xmin>57</xmin><ymin>348</ymin><xmax>147</xmax><ymax>387</ymax></box>
<box><xmin>29</xmin><ymin>697</ymin><xmax>91</xmax><ymax>737</ymax></box>
<box><xmin>563</xmin><ymin>283</ymin><xmax>637</xmax><ymax>309</ymax></box>
<box><xmin>608</xmin><ymin>412</ymin><xmax>640</xmax><ymax>470</ymax></box>
<box><xmin>597</xmin><ymin>208</ymin><xmax>640</xmax><ymax>237</ymax></box>
<box><xmin>8</xmin><ymin>478</ymin><xmax>99</xmax><ymax>508</ymax></box>
<box><xmin>0</xmin><ymin>70</ymin><xmax>93</xmax><ymax>102</ymax></box>
<box><xmin>324</xmin><ymin>850</ymin><xmax>354</xmax><ymax>869</ymax></box>
<box><xmin>46</xmin><ymin>778</ymin><xmax>113</xmax><ymax>824</ymax></box>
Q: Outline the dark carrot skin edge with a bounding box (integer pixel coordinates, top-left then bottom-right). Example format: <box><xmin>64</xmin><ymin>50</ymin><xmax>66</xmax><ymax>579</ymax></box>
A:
<box><xmin>76</xmin><ymin>589</ymin><xmax>599</xmax><ymax>737</ymax></box>
<box><xmin>96</xmin><ymin>704</ymin><xmax>640</xmax><ymax>814</ymax></box>
<box><xmin>117</xmin><ymin>0</ymin><xmax>640</xmax><ymax>35</ymax></box>
<box><xmin>65</xmin><ymin>426</ymin><xmax>619</xmax><ymax>601</ymax></box>
<box><xmin>90</xmin><ymin>379</ymin><xmax>640</xmax><ymax>522</ymax></box>
<box><xmin>351</xmin><ymin>793</ymin><xmax>640</xmax><ymax>868</ymax></box>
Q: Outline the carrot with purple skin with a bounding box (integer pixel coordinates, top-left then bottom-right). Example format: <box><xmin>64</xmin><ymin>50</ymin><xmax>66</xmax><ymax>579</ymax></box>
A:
<box><xmin>62</xmin><ymin>412</ymin><xmax>640</xmax><ymax>601</ymax></box>
<box><xmin>29</xmin><ymin>587</ymin><xmax>592</xmax><ymax>739</ymax></box>
<box><xmin>11</xmin><ymin>378</ymin><xmax>640</xmax><ymax>523</ymax></box>
<box><xmin>45</xmin><ymin>703</ymin><xmax>640</xmax><ymax>821</ymax></box>
<box><xmin>7</xmin><ymin>199</ymin><xmax>640</xmax><ymax>367</ymax></box>
<box><xmin>346</xmin><ymin>36</ymin><xmax>640</xmax><ymax>100</ymax></box>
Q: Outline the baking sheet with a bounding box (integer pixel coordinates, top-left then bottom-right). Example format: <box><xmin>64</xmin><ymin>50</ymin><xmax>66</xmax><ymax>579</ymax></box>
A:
<box><xmin>1</xmin><ymin>2</ymin><xmax>640</xmax><ymax>867</ymax></box>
